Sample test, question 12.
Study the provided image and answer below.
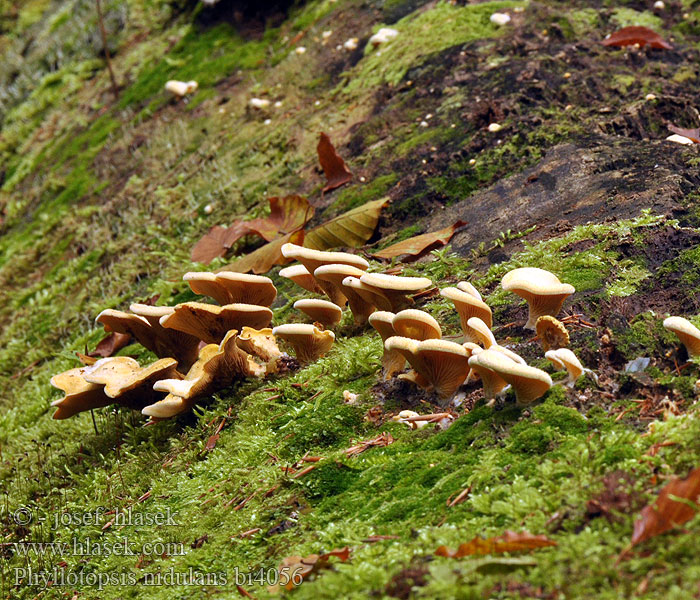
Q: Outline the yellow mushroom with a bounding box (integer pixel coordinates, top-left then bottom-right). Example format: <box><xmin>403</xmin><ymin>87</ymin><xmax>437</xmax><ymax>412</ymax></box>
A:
<box><xmin>272</xmin><ymin>323</ymin><xmax>335</xmax><ymax>364</ymax></box>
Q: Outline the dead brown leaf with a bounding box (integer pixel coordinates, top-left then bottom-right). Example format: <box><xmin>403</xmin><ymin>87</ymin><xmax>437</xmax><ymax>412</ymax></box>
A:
<box><xmin>89</xmin><ymin>332</ymin><xmax>132</xmax><ymax>358</ymax></box>
<box><xmin>304</xmin><ymin>198</ymin><xmax>389</xmax><ymax>250</ymax></box>
<box><xmin>224</xmin><ymin>230</ymin><xmax>305</xmax><ymax>274</ymax></box>
<box><xmin>372</xmin><ymin>221</ymin><xmax>467</xmax><ymax>261</ymax></box>
<box><xmin>668</xmin><ymin>124</ymin><xmax>700</xmax><ymax>144</ymax></box>
<box><xmin>317</xmin><ymin>132</ymin><xmax>352</xmax><ymax>193</ymax></box>
<box><xmin>435</xmin><ymin>530</ymin><xmax>557</xmax><ymax>558</ymax></box>
<box><xmin>631</xmin><ymin>465</ymin><xmax>700</xmax><ymax>546</ymax></box>
<box><xmin>270</xmin><ymin>547</ymin><xmax>351</xmax><ymax>592</ymax></box>
<box><xmin>191</xmin><ymin>224</ymin><xmax>249</xmax><ymax>264</ymax></box>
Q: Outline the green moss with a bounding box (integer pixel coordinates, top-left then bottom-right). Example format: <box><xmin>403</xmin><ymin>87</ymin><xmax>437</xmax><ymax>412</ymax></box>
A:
<box><xmin>606</xmin><ymin>261</ymin><xmax>651</xmax><ymax>298</ymax></box>
<box><xmin>333</xmin><ymin>173</ymin><xmax>398</xmax><ymax>212</ymax></box>
<box><xmin>610</xmin><ymin>8</ymin><xmax>663</xmax><ymax>30</ymax></box>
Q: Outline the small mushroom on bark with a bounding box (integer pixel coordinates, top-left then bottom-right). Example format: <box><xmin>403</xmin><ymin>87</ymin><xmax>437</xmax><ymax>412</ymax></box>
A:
<box><xmin>184</xmin><ymin>272</ymin><xmax>277</xmax><ymax>306</ymax></box>
<box><xmin>466</xmin><ymin>317</ymin><xmax>526</xmax><ymax>364</ymax></box>
<box><xmin>279</xmin><ymin>264</ymin><xmax>324</xmax><ymax>295</ymax></box>
<box><xmin>159</xmin><ymin>302</ymin><xmax>273</xmax><ymax>344</ymax></box>
<box><xmin>272</xmin><ymin>323</ymin><xmax>335</xmax><ymax>364</ymax></box>
<box><xmin>663</xmin><ymin>316</ymin><xmax>700</xmax><ymax>357</ymax></box>
<box><xmin>359</xmin><ymin>273</ymin><xmax>432</xmax><ymax>312</ymax></box>
<box><xmin>501</xmin><ymin>267</ymin><xmax>575</xmax><ymax>329</ymax></box>
<box><xmin>50</xmin><ymin>367</ymin><xmax>113</xmax><ymax>419</ymax></box>
<box><xmin>294</xmin><ymin>299</ymin><xmax>343</xmax><ymax>328</ymax></box>
<box><xmin>440</xmin><ymin>285</ymin><xmax>492</xmax><ymax>343</ymax></box>
<box><xmin>535</xmin><ymin>316</ymin><xmax>570</xmax><ymax>351</ymax></box>
<box><xmin>391</xmin><ymin>309</ymin><xmax>441</xmax><ymax>340</ymax></box>
<box><xmin>368</xmin><ymin>311</ymin><xmax>404</xmax><ymax>379</ymax></box>
<box><xmin>314</xmin><ymin>264</ymin><xmax>376</xmax><ymax>323</ymax></box>
<box><xmin>545</xmin><ymin>348</ymin><xmax>596</xmax><ymax>387</ymax></box>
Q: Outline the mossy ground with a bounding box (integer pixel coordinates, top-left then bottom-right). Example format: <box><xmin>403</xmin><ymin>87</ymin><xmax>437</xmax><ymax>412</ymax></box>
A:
<box><xmin>2</xmin><ymin>1</ymin><xmax>700</xmax><ymax>599</ymax></box>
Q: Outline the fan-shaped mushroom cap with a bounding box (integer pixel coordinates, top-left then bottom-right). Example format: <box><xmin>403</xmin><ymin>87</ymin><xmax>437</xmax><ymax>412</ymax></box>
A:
<box><xmin>279</xmin><ymin>265</ymin><xmax>324</xmax><ymax>295</ymax></box>
<box><xmin>359</xmin><ymin>273</ymin><xmax>432</xmax><ymax>312</ymax></box>
<box><xmin>272</xmin><ymin>323</ymin><xmax>335</xmax><ymax>363</ymax></box>
<box><xmin>235</xmin><ymin>327</ymin><xmax>281</xmax><ymax>363</ymax></box>
<box><xmin>144</xmin><ymin>331</ymin><xmax>262</xmax><ymax>418</ymax></box>
<box><xmin>314</xmin><ymin>264</ymin><xmax>376</xmax><ymax>323</ymax></box>
<box><xmin>342</xmin><ymin>276</ymin><xmax>388</xmax><ymax>310</ymax></box>
<box><xmin>663</xmin><ymin>316</ymin><xmax>700</xmax><ymax>357</ymax></box>
<box><xmin>294</xmin><ymin>299</ymin><xmax>343</xmax><ymax>328</ymax></box>
<box><xmin>466</xmin><ymin>317</ymin><xmax>526</xmax><ymax>364</ymax></box>
<box><xmin>501</xmin><ymin>267</ymin><xmax>575</xmax><ymax>329</ymax></box>
<box><xmin>160</xmin><ymin>302</ymin><xmax>273</xmax><ymax>344</ymax></box>
<box><xmin>50</xmin><ymin>367</ymin><xmax>113</xmax><ymax>419</ymax></box>
<box><xmin>536</xmin><ymin>316</ymin><xmax>570</xmax><ymax>352</ymax></box>
<box><xmin>545</xmin><ymin>348</ymin><xmax>584</xmax><ymax>387</ymax></box>
<box><xmin>97</xmin><ymin>308</ymin><xmax>200</xmax><ymax>370</ymax></box>
<box><xmin>385</xmin><ymin>337</ymin><xmax>470</xmax><ymax>402</ymax></box>
<box><xmin>368</xmin><ymin>311</ymin><xmax>403</xmax><ymax>378</ymax></box>
<box><xmin>456</xmin><ymin>281</ymin><xmax>483</xmax><ymax>301</ymax></box>
<box><xmin>280</xmin><ymin>244</ymin><xmax>369</xmax><ymax>305</ymax></box>
<box><xmin>392</xmin><ymin>309</ymin><xmax>441</xmax><ymax>340</ymax></box>
<box><xmin>440</xmin><ymin>287</ymin><xmax>492</xmax><ymax>343</ymax></box>
<box><xmin>184</xmin><ymin>272</ymin><xmax>277</xmax><ymax>306</ymax></box>
<box><xmin>467</xmin><ymin>349</ymin><xmax>511</xmax><ymax>403</ymax></box>
<box><xmin>470</xmin><ymin>349</ymin><xmax>552</xmax><ymax>405</ymax></box>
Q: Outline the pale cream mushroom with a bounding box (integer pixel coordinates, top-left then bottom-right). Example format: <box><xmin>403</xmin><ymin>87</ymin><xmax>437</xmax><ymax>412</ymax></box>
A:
<box><xmin>663</xmin><ymin>316</ymin><xmax>700</xmax><ymax>357</ymax></box>
<box><xmin>467</xmin><ymin>349</ymin><xmax>512</xmax><ymax>404</ymax></box>
<box><xmin>314</xmin><ymin>264</ymin><xmax>376</xmax><ymax>323</ymax></box>
<box><xmin>294</xmin><ymin>299</ymin><xmax>343</xmax><ymax>328</ymax></box>
<box><xmin>545</xmin><ymin>348</ymin><xmax>596</xmax><ymax>387</ymax></box>
<box><xmin>466</xmin><ymin>317</ymin><xmax>526</xmax><ymax>365</ymax></box>
<box><xmin>279</xmin><ymin>264</ymin><xmax>324</xmax><ymax>295</ymax></box>
<box><xmin>392</xmin><ymin>410</ymin><xmax>428</xmax><ymax>430</ymax></box>
<box><xmin>235</xmin><ymin>327</ymin><xmax>281</xmax><ymax>364</ymax></box>
<box><xmin>368</xmin><ymin>311</ymin><xmax>404</xmax><ymax>379</ymax></box>
<box><xmin>280</xmin><ymin>244</ymin><xmax>369</xmax><ymax>305</ymax></box>
<box><xmin>183</xmin><ymin>272</ymin><xmax>277</xmax><ymax>306</ymax></box>
<box><xmin>385</xmin><ymin>337</ymin><xmax>471</xmax><ymax>403</ymax></box>
<box><xmin>359</xmin><ymin>273</ymin><xmax>432</xmax><ymax>312</ymax></box>
<box><xmin>342</xmin><ymin>276</ymin><xmax>387</xmax><ymax>310</ymax></box>
<box><xmin>159</xmin><ymin>302</ymin><xmax>272</xmax><ymax>344</ymax></box>
<box><xmin>440</xmin><ymin>285</ymin><xmax>492</xmax><ymax>343</ymax></box>
<box><xmin>501</xmin><ymin>267</ymin><xmax>575</xmax><ymax>329</ymax></box>
<box><xmin>50</xmin><ymin>367</ymin><xmax>113</xmax><ymax>419</ymax></box>
<box><xmin>143</xmin><ymin>330</ymin><xmax>262</xmax><ymax>419</ymax></box>
<box><xmin>391</xmin><ymin>309</ymin><xmax>441</xmax><ymax>340</ymax></box>
<box><xmin>456</xmin><ymin>281</ymin><xmax>483</xmax><ymax>299</ymax></box>
<box><xmin>470</xmin><ymin>349</ymin><xmax>552</xmax><ymax>406</ymax></box>
<box><xmin>272</xmin><ymin>323</ymin><xmax>335</xmax><ymax>364</ymax></box>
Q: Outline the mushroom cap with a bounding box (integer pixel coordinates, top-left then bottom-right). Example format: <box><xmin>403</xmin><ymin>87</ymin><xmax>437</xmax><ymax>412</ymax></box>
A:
<box><xmin>129</xmin><ymin>303</ymin><xmax>174</xmax><ymax>323</ymax></box>
<box><xmin>294</xmin><ymin>299</ymin><xmax>343</xmax><ymax>327</ymax></box>
<box><xmin>441</xmin><ymin>287</ymin><xmax>493</xmax><ymax>342</ymax></box>
<box><xmin>368</xmin><ymin>311</ymin><xmax>397</xmax><ymax>341</ymax></box>
<box><xmin>469</xmin><ymin>349</ymin><xmax>552</xmax><ymax>405</ymax></box>
<box><xmin>468</xmin><ymin>349</ymin><xmax>511</xmax><ymax>401</ymax></box>
<box><xmin>536</xmin><ymin>316</ymin><xmax>570</xmax><ymax>351</ymax></box>
<box><xmin>343</xmin><ymin>276</ymin><xmax>389</xmax><ymax>310</ymax></box>
<box><xmin>314</xmin><ymin>263</ymin><xmax>366</xmax><ymax>285</ymax></box>
<box><xmin>359</xmin><ymin>273</ymin><xmax>432</xmax><ymax>312</ymax></box>
<box><xmin>280</xmin><ymin>243</ymin><xmax>369</xmax><ymax>272</ymax></box>
<box><xmin>279</xmin><ymin>264</ymin><xmax>324</xmax><ymax>295</ymax></box>
<box><xmin>456</xmin><ymin>281</ymin><xmax>483</xmax><ymax>301</ymax></box>
<box><xmin>184</xmin><ymin>272</ymin><xmax>277</xmax><ymax>306</ymax></box>
<box><xmin>235</xmin><ymin>327</ymin><xmax>281</xmax><ymax>363</ymax></box>
<box><xmin>545</xmin><ymin>348</ymin><xmax>584</xmax><ymax>385</ymax></box>
<box><xmin>159</xmin><ymin>302</ymin><xmax>273</xmax><ymax>344</ymax></box>
<box><xmin>313</xmin><ymin>264</ymin><xmax>376</xmax><ymax>322</ymax></box>
<box><xmin>501</xmin><ymin>267</ymin><xmax>575</xmax><ymax>329</ymax></box>
<box><xmin>50</xmin><ymin>367</ymin><xmax>113</xmax><ymax>419</ymax></box>
<box><xmin>392</xmin><ymin>309</ymin><xmax>441</xmax><ymax>340</ymax></box>
<box><xmin>272</xmin><ymin>323</ymin><xmax>335</xmax><ymax>363</ymax></box>
<box><xmin>663</xmin><ymin>316</ymin><xmax>700</xmax><ymax>356</ymax></box>
<box><xmin>466</xmin><ymin>316</ymin><xmax>497</xmax><ymax>348</ymax></box>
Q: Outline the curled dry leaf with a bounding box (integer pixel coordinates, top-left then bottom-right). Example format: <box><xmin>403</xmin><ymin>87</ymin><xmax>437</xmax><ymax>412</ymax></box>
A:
<box><xmin>304</xmin><ymin>198</ymin><xmax>389</xmax><ymax>250</ymax></box>
<box><xmin>435</xmin><ymin>530</ymin><xmax>557</xmax><ymax>558</ymax></box>
<box><xmin>89</xmin><ymin>332</ymin><xmax>132</xmax><ymax>358</ymax></box>
<box><xmin>191</xmin><ymin>196</ymin><xmax>314</xmax><ymax>264</ymax></box>
<box><xmin>317</xmin><ymin>132</ymin><xmax>352</xmax><ymax>193</ymax></box>
<box><xmin>667</xmin><ymin>124</ymin><xmax>700</xmax><ymax>144</ymax></box>
<box><xmin>224</xmin><ymin>230</ymin><xmax>305</xmax><ymax>274</ymax></box>
<box><xmin>631</xmin><ymin>465</ymin><xmax>700</xmax><ymax>546</ymax></box>
<box><xmin>270</xmin><ymin>547</ymin><xmax>351</xmax><ymax>592</ymax></box>
<box><xmin>601</xmin><ymin>26</ymin><xmax>672</xmax><ymax>50</ymax></box>
<box><xmin>372</xmin><ymin>221</ymin><xmax>467</xmax><ymax>261</ymax></box>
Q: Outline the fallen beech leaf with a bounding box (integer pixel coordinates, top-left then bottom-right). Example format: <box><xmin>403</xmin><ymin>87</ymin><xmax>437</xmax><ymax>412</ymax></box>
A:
<box><xmin>435</xmin><ymin>530</ymin><xmax>557</xmax><ymax>558</ymax></box>
<box><xmin>667</xmin><ymin>124</ymin><xmax>700</xmax><ymax>144</ymax></box>
<box><xmin>373</xmin><ymin>221</ymin><xmax>467</xmax><ymax>261</ymax></box>
<box><xmin>601</xmin><ymin>26</ymin><xmax>672</xmax><ymax>50</ymax></box>
<box><xmin>270</xmin><ymin>547</ymin><xmax>351</xmax><ymax>592</ymax></box>
<box><xmin>631</xmin><ymin>465</ymin><xmax>700</xmax><ymax>546</ymax></box>
<box><xmin>345</xmin><ymin>432</ymin><xmax>394</xmax><ymax>457</ymax></box>
<box><xmin>191</xmin><ymin>196</ymin><xmax>313</xmax><ymax>264</ymax></box>
<box><xmin>304</xmin><ymin>198</ymin><xmax>389</xmax><ymax>250</ymax></box>
<box><xmin>89</xmin><ymin>332</ymin><xmax>132</xmax><ymax>358</ymax></box>
<box><xmin>317</xmin><ymin>132</ymin><xmax>352</xmax><ymax>193</ymax></box>
<box><xmin>75</xmin><ymin>352</ymin><xmax>98</xmax><ymax>366</ymax></box>
<box><xmin>224</xmin><ymin>230</ymin><xmax>305</xmax><ymax>274</ymax></box>
<box><xmin>236</xmin><ymin>584</ymin><xmax>256</xmax><ymax>598</ymax></box>
<box><xmin>205</xmin><ymin>433</ymin><xmax>219</xmax><ymax>451</ymax></box>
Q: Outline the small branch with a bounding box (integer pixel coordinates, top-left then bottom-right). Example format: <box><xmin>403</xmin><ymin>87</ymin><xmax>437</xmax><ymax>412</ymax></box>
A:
<box><xmin>96</xmin><ymin>0</ymin><xmax>119</xmax><ymax>100</ymax></box>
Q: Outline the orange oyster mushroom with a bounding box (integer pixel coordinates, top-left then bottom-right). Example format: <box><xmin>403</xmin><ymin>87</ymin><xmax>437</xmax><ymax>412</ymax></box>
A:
<box><xmin>183</xmin><ymin>272</ymin><xmax>277</xmax><ymax>306</ymax></box>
